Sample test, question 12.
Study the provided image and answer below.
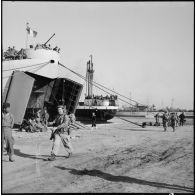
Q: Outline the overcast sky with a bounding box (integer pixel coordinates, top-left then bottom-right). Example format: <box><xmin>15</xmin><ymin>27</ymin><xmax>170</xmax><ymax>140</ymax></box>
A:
<box><xmin>2</xmin><ymin>2</ymin><xmax>194</xmax><ymax>109</ymax></box>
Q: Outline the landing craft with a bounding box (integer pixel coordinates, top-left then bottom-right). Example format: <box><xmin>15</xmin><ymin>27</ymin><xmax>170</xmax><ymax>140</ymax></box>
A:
<box><xmin>2</xmin><ymin>34</ymin><xmax>83</xmax><ymax>126</ymax></box>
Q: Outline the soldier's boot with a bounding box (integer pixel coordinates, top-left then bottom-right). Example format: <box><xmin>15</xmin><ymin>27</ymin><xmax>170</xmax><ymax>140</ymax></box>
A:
<box><xmin>9</xmin><ymin>155</ymin><xmax>15</xmax><ymax>162</ymax></box>
<box><xmin>48</xmin><ymin>153</ymin><xmax>56</xmax><ymax>161</ymax></box>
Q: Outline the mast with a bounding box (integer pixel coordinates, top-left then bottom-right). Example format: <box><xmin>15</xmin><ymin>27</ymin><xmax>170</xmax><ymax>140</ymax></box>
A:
<box><xmin>86</xmin><ymin>55</ymin><xmax>94</xmax><ymax>97</ymax></box>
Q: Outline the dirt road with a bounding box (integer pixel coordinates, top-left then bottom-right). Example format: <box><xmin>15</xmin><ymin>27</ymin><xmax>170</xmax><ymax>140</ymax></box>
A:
<box><xmin>2</xmin><ymin>118</ymin><xmax>194</xmax><ymax>193</ymax></box>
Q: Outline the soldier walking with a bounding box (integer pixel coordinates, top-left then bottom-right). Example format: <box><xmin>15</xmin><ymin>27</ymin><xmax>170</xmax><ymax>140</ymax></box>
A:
<box><xmin>48</xmin><ymin>105</ymin><xmax>73</xmax><ymax>161</ymax></box>
<box><xmin>2</xmin><ymin>103</ymin><xmax>15</xmax><ymax>162</ymax></box>
<box><xmin>162</xmin><ymin>111</ymin><xmax>169</xmax><ymax>132</ymax></box>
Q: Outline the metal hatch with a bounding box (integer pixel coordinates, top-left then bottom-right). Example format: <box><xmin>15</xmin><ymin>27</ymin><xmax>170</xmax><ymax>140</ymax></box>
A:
<box><xmin>3</xmin><ymin>71</ymin><xmax>35</xmax><ymax>125</ymax></box>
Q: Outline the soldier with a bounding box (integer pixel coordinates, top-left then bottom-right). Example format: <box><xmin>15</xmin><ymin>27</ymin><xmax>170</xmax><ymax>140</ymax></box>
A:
<box><xmin>154</xmin><ymin>112</ymin><xmax>160</xmax><ymax>126</ymax></box>
<box><xmin>162</xmin><ymin>111</ymin><xmax>169</xmax><ymax>132</ymax></box>
<box><xmin>35</xmin><ymin>109</ymin><xmax>45</xmax><ymax>132</ymax></box>
<box><xmin>91</xmin><ymin>112</ymin><xmax>96</xmax><ymax>128</ymax></box>
<box><xmin>179</xmin><ymin>112</ymin><xmax>186</xmax><ymax>126</ymax></box>
<box><xmin>2</xmin><ymin>103</ymin><xmax>15</xmax><ymax>162</ymax></box>
<box><xmin>48</xmin><ymin>105</ymin><xmax>73</xmax><ymax>161</ymax></box>
<box><xmin>170</xmin><ymin>113</ymin><xmax>177</xmax><ymax>132</ymax></box>
<box><xmin>68</xmin><ymin>113</ymin><xmax>76</xmax><ymax>135</ymax></box>
<box><xmin>41</xmin><ymin>107</ymin><xmax>49</xmax><ymax>127</ymax></box>
<box><xmin>175</xmin><ymin>112</ymin><xmax>179</xmax><ymax>127</ymax></box>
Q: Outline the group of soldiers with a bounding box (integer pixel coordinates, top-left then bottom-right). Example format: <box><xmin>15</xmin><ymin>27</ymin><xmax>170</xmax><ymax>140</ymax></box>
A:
<box><xmin>2</xmin><ymin>102</ymin><xmax>76</xmax><ymax>162</ymax></box>
<box><xmin>20</xmin><ymin>107</ymin><xmax>50</xmax><ymax>133</ymax></box>
<box><xmin>34</xmin><ymin>44</ymin><xmax>60</xmax><ymax>53</ymax></box>
<box><xmin>3</xmin><ymin>46</ymin><xmax>27</xmax><ymax>60</ymax></box>
<box><xmin>155</xmin><ymin>111</ymin><xmax>186</xmax><ymax>132</ymax></box>
<box><xmin>3</xmin><ymin>43</ymin><xmax>61</xmax><ymax>61</ymax></box>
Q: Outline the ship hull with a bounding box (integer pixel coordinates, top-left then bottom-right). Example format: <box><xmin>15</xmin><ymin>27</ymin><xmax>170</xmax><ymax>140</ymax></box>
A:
<box><xmin>75</xmin><ymin>107</ymin><xmax>117</xmax><ymax>122</ymax></box>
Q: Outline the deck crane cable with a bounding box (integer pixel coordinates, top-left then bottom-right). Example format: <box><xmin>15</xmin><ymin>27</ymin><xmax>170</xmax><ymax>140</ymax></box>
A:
<box><xmin>58</xmin><ymin>62</ymin><xmax>146</xmax><ymax>108</ymax></box>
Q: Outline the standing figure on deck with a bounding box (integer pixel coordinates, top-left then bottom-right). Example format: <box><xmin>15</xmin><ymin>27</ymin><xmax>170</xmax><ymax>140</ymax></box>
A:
<box><xmin>155</xmin><ymin>112</ymin><xmax>160</xmax><ymax>126</ymax></box>
<box><xmin>2</xmin><ymin>103</ymin><xmax>15</xmax><ymax>162</ymax></box>
<box><xmin>162</xmin><ymin>111</ymin><xmax>169</xmax><ymax>132</ymax></box>
<box><xmin>179</xmin><ymin>112</ymin><xmax>186</xmax><ymax>126</ymax></box>
<box><xmin>48</xmin><ymin>105</ymin><xmax>73</xmax><ymax>161</ymax></box>
<box><xmin>91</xmin><ymin>112</ymin><xmax>96</xmax><ymax>128</ymax></box>
<box><xmin>170</xmin><ymin>113</ymin><xmax>177</xmax><ymax>132</ymax></box>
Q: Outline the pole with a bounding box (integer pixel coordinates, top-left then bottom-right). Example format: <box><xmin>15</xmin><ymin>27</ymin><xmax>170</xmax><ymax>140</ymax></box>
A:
<box><xmin>26</xmin><ymin>23</ymin><xmax>29</xmax><ymax>49</ymax></box>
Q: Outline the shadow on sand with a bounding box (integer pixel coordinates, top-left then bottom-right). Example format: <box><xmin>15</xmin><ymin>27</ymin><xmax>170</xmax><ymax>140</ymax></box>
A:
<box><xmin>55</xmin><ymin>166</ymin><xmax>194</xmax><ymax>192</ymax></box>
<box><xmin>14</xmin><ymin>149</ymin><xmax>67</xmax><ymax>161</ymax></box>
<box><xmin>78</xmin><ymin>121</ymin><xmax>114</xmax><ymax>125</ymax></box>
<box><xmin>122</xmin><ymin>128</ymin><xmax>164</xmax><ymax>132</ymax></box>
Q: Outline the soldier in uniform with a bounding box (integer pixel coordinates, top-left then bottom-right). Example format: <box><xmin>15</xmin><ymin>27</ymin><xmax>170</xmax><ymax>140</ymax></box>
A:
<box><xmin>170</xmin><ymin>113</ymin><xmax>177</xmax><ymax>132</ymax></box>
<box><xmin>175</xmin><ymin>112</ymin><xmax>179</xmax><ymax>127</ymax></box>
<box><xmin>48</xmin><ymin>105</ymin><xmax>73</xmax><ymax>161</ymax></box>
<box><xmin>2</xmin><ymin>103</ymin><xmax>15</xmax><ymax>162</ymax></box>
<box><xmin>41</xmin><ymin>107</ymin><xmax>50</xmax><ymax>129</ymax></box>
<box><xmin>68</xmin><ymin>113</ymin><xmax>76</xmax><ymax>135</ymax></box>
<box><xmin>154</xmin><ymin>112</ymin><xmax>160</xmax><ymax>126</ymax></box>
<box><xmin>179</xmin><ymin>112</ymin><xmax>186</xmax><ymax>126</ymax></box>
<box><xmin>91</xmin><ymin>112</ymin><xmax>96</xmax><ymax>128</ymax></box>
<box><xmin>162</xmin><ymin>111</ymin><xmax>169</xmax><ymax>132</ymax></box>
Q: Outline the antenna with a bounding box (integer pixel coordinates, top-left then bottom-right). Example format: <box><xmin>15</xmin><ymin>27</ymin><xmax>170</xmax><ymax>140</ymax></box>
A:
<box><xmin>44</xmin><ymin>33</ymin><xmax>55</xmax><ymax>45</ymax></box>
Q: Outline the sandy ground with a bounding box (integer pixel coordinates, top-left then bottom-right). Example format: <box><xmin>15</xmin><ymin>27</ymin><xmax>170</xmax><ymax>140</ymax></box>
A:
<box><xmin>2</xmin><ymin>117</ymin><xmax>194</xmax><ymax>193</ymax></box>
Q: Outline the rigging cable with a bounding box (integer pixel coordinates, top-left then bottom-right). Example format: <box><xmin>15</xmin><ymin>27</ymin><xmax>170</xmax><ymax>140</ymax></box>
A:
<box><xmin>58</xmin><ymin>62</ymin><xmax>145</xmax><ymax>108</ymax></box>
<box><xmin>2</xmin><ymin>61</ymin><xmax>50</xmax><ymax>79</ymax></box>
<box><xmin>58</xmin><ymin>62</ymin><xmax>145</xmax><ymax>106</ymax></box>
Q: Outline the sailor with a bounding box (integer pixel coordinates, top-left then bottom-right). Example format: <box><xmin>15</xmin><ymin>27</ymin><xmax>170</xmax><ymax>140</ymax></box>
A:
<box><xmin>2</xmin><ymin>102</ymin><xmax>15</xmax><ymax>162</ymax></box>
<box><xmin>91</xmin><ymin>112</ymin><xmax>96</xmax><ymax>128</ymax></box>
<box><xmin>170</xmin><ymin>113</ymin><xmax>177</xmax><ymax>132</ymax></box>
<box><xmin>162</xmin><ymin>110</ymin><xmax>169</xmax><ymax>132</ymax></box>
<box><xmin>48</xmin><ymin>105</ymin><xmax>73</xmax><ymax>161</ymax></box>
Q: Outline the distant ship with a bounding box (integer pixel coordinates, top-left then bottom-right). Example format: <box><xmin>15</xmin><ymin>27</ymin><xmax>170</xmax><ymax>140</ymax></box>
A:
<box><xmin>75</xmin><ymin>55</ymin><xmax>119</xmax><ymax>122</ymax></box>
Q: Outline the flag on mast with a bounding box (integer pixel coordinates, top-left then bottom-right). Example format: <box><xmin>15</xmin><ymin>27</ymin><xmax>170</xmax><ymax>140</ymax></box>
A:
<box><xmin>26</xmin><ymin>23</ymin><xmax>37</xmax><ymax>37</ymax></box>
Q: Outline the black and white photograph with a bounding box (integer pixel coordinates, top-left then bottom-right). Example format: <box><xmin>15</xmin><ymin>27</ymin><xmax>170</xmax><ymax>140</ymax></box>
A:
<box><xmin>1</xmin><ymin>1</ymin><xmax>194</xmax><ymax>193</ymax></box>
